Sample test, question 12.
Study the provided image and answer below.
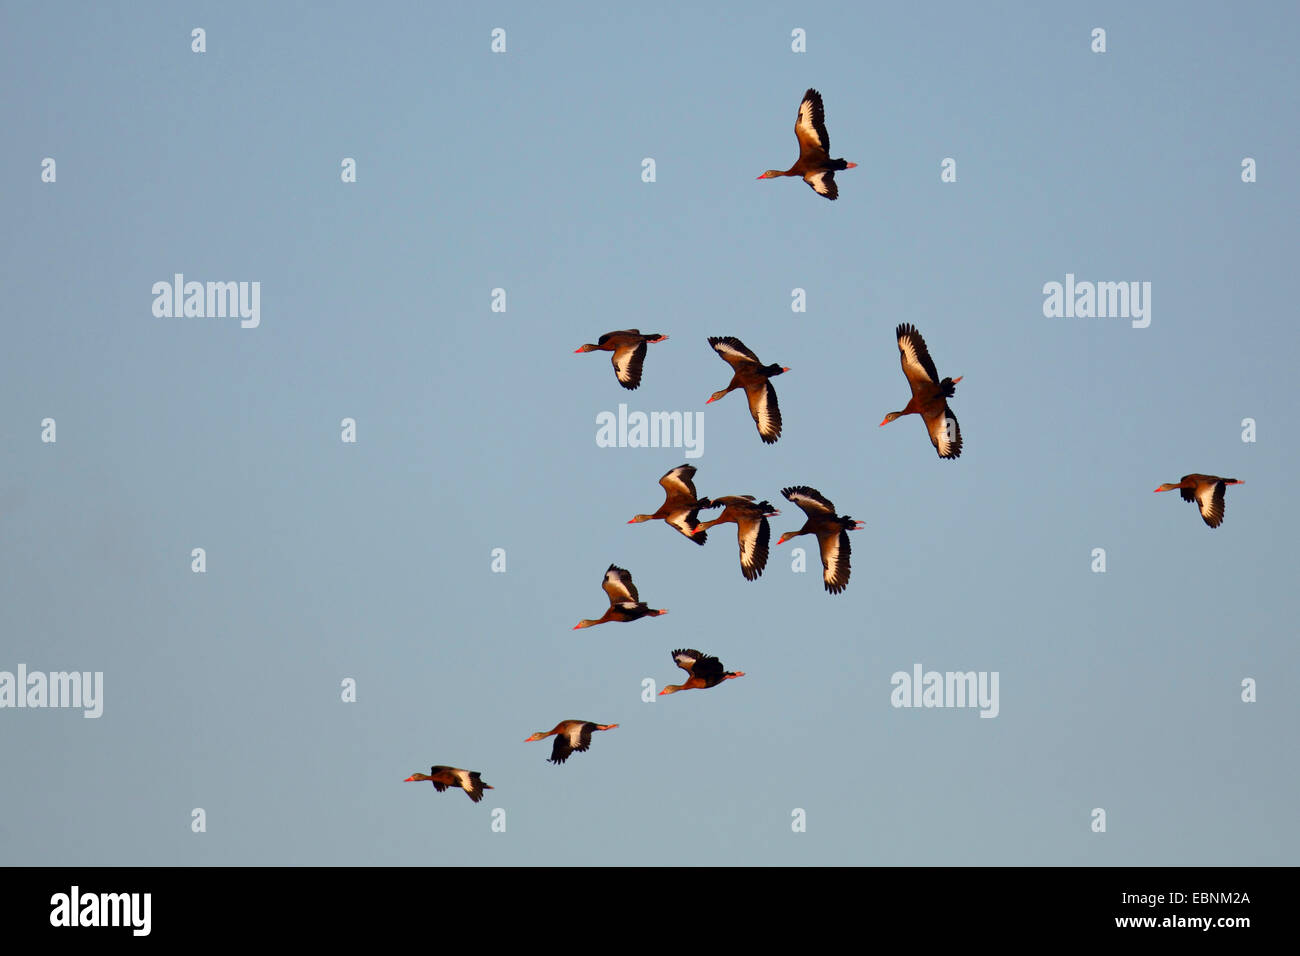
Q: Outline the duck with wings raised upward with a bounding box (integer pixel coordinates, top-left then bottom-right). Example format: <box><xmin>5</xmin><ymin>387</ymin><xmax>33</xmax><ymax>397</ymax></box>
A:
<box><xmin>757</xmin><ymin>88</ymin><xmax>858</xmax><ymax>200</ymax></box>
<box><xmin>659</xmin><ymin>649</ymin><xmax>746</xmax><ymax>696</ymax></box>
<box><xmin>880</xmin><ymin>323</ymin><xmax>963</xmax><ymax>459</ymax></box>
<box><xmin>628</xmin><ymin>464</ymin><xmax>713</xmax><ymax>545</ymax></box>
<box><xmin>573</xmin><ymin>565</ymin><xmax>667</xmax><ymax>629</ymax></box>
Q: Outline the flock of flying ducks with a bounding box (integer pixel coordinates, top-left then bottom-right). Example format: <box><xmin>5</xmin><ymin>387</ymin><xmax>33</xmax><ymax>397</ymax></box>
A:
<box><xmin>405</xmin><ymin>88</ymin><xmax>1245</xmax><ymax>805</ymax></box>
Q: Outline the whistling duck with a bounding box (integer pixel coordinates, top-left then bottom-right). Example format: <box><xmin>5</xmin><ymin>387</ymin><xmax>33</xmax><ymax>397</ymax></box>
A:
<box><xmin>628</xmin><ymin>464</ymin><xmax>712</xmax><ymax>545</ymax></box>
<box><xmin>880</xmin><ymin>323</ymin><xmax>963</xmax><ymax>459</ymax></box>
<box><xmin>525</xmin><ymin>720</ymin><xmax>619</xmax><ymax>765</ymax></box>
<box><xmin>689</xmin><ymin>495</ymin><xmax>779</xmax><ymax>580</ymax></box>
<box><xmin>707</xmin><ymin>336</ymin><xmax>789</xmax><ymax>444</ymax></box>
<box><xmin>575</xmin><ymin>330</ymin><xmax>668</xmax><ymax>390</ymax></box>
<box><xmin>757</xmin><ymin>88</ymin><xmax>858</xmax><ymax>200</ymax></box>
<box><xmin>777</xmin><ymin>486</ymin><xmax>863</xmax><ymax>595</ymax></box>
<box><xmin>573</xmin><ymin>564</ymin><xmax>667</xmax><ymax>629</ymax></box>
<box><xmin>659</xmin><ymin>648</ymin><xmax>745</xmax><ymax>696</ymax></box>
<box><xmin>1153</xmin><ymin>475</ymin><xmax>1244</xmax><ymax>529</ymax></box>
<box><xmin>403</xmin><ymin>766</ymin><xmax>494</xmax><ymax>803</ymax></box>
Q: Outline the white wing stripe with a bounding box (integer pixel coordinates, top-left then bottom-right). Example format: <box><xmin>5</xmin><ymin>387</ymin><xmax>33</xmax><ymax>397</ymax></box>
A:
<box><xmin>796</xmin><ymin>99</ymin><xmax>824</xmax><ymax>149</ymax></box>
<box><xmin>898</xmin><ymin>337</ymin><xmax>932</xmax><ymax>383</ymax></box>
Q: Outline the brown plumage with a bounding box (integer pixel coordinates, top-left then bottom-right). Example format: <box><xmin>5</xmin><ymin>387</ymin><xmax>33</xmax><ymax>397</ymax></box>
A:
<box><xmin>880</xmin><ymin>323</ymin><xmax>963</xmax><ymax>459</ymax></box>
<box><xmin>706</xmin><ymin>336</ymin><xmax>789</xmax><ymax>444</ymax></box>
<box><xmin>690</xmin><ymin>495</ymin><xmax>779</xmax><ymax>580</ymax></box>
<box><xmin>777</xmin><ymin>486</ymin><xmax>863</xmax><ymax>595</ymax></box>
<box><xmin>757</xmin><ymin>88</ymin><xmax>858</xmax><ymax>200</ymax></box>
<box><xmin>1153</xmin><ymin>474</ymin><xmax>1244</xmax><ymax>528</ymax></box>
<box><xmin>575</xmin><ymin>329</ymin><xmax>668</xmax><ymax>389</ymax></box>
<box><xmin>628</xmin><ymin>464</ymin><xmax>712</xmax><ymax>545</ymax></box>
<box><xmin>573</xmin><ymin>564</ymin><xmax>667</xmax><ymax>629</ymax></box>
<box><xmin>403</xmin><ymin>766</ymin><xmax>493</xmax><ymax>803</ymax></box>
<box><xmin>524</xmin><ymin>720</ymin><xmax>619</xmax><ymax>765</ymax></box>
<box><xmin>659</xmin><ymin>648</ymin><xmax>745</xmax><ymax>696</ymax></box>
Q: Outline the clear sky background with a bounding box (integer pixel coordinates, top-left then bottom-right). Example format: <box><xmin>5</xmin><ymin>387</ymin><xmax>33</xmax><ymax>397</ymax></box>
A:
<box><xmin>2</xmin><ymin>1</ymin><xmax>1297</xmax><ymax>866</ymax></box>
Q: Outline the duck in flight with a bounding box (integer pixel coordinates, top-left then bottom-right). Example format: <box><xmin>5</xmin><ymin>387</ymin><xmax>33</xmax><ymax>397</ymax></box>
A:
<box><xmin>575</xmin><ymin>330</ymin><xmax>668</xmax><ymax>390</ymax></box>
<box><xmin>524</xmin><ymin>720</ymin><xmax>619</xmax><ymax>765</ymax></box>
<box><xmin>1153</xmin><ymin>475</ymin><xmax>1244</xmax><ymax>528</ymax></box>
<box><xmin>777</xmin><ymin>486</ymin><xmax>863</xmax><ymax>595</ymax></box>
<box><xmin>689</xmin><ymin>495</ymin><xmax>779</xmax><ymax>580</ymax></box>
<box><xmin>628</xmin><ymin>464</ymin><xmax>713</xmax><ymax>545</ymax></box>
<box><xmin>880</xmin><ymin>323</ymin><xmax>963</xmax><ymax>459</ymax></box>
<box><xmin>659</xmin><ymin>649</ymin><xmax>745</xmax><ymax>696</ymax></box>
<box><xmin>706</xmin><ymin>336</ymin><xmax>789</xmax><ymax>444</ymax></box>
<box><xmin>757</xmin><ymin>88</ymin><xmax>857</xmax><ymax>200</ymax></box>
<box><xmin>403</xmin><ymin>766</ymin><xmax>494</xmax><ymax>803</ymax></box>
<box><xmin>573</xmin><ymin>565</ymin><xmax>667</xmax><ymax>629</ymax></box>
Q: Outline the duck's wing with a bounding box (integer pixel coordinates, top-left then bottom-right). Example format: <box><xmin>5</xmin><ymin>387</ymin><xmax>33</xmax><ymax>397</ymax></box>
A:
<box><xmin>1195</xmin><ymin>479</ymin><xmax>1227</xmax><ymax>528</ymax></box>
<box><xmin>612</xmin><ymin>340</ymin><xmax>648</xmax><ymax>389</ymax></box>
<box><xmin>737</xmin><ymin>512</ymin><xmax>771</xmax><ymax>581</ymax></box>
<box><xmin>925</xmin><ymin>404</ymin><xmax>962</xmax><ymax>459</ymax></box>
<box><xmin>602</xmin><ymin>564</ymin><xmax>639</xmax><ymax>604</ymax></box>
<box><xmin>803</xmin><ymin>169</ymin><xmax>838</xmax><ymax>200</ymax></box>
<box><xmin>895</xmin><ymin>323</ymin><xmax>941</xmax><ymax>391</ymax></box>
<box><xmin>795</xmin><ymin>88</ymin><xmax>831</xmax><ymax>160</ymax></box>
<box><xmin>659</xmin><ymin>464</ymin><xmax>699</xmax><ymax>500</ymax></box>
<box><xmin>709</xmin><ymin>335</ymin><xmax>761</xmax><ymax>370</ymax></box>
<box><xmin>818</xmin><ymin>528</ymin><xmax>852</xmax><ymax>595</ymax></box>
<box><xmin>781</xmin><ymin>485</ymin><xmax>837</xmax><ymax>519</ymax></box>
<box><xmin>745</xmin><ymin>379</ymin><xmax>782</xmax><ymax>443</ymax></box>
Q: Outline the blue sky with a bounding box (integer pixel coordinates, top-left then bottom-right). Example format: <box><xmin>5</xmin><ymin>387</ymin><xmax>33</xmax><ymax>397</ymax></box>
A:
<box><xmin>2</xmin><ymin>1</ymin><xmax>1297</xmax><ymax>865</ymax></box>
